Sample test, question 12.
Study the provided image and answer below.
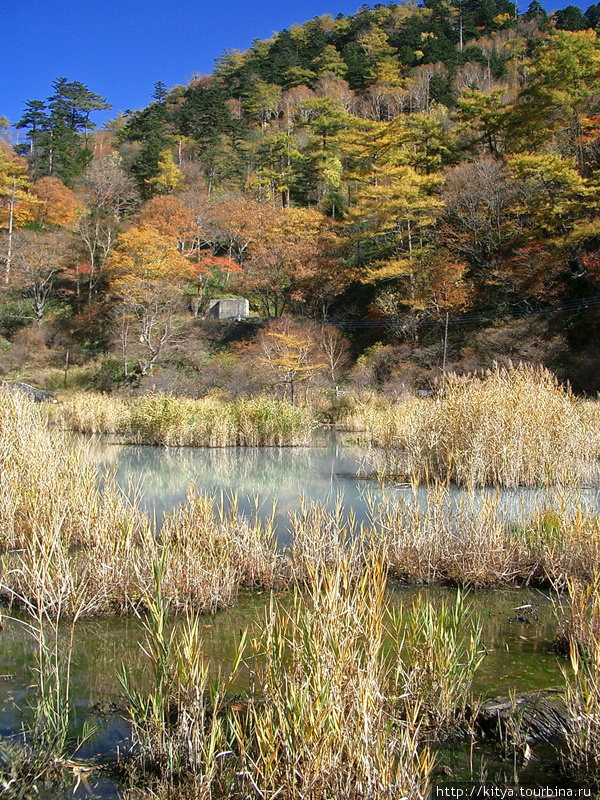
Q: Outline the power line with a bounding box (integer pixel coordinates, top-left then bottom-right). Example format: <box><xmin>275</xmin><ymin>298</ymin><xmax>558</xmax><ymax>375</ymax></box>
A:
<box><xmin>330</xmin><ymin>295</ymin><xmax>600</xmax><ymax>330</ymax></box>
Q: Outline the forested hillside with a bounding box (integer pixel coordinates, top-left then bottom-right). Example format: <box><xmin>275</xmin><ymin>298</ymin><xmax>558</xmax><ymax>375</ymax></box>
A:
<box><xmin>3</xmin><ymin>0</ymin><xmax>600</xmax><ymax>396</ymax></box>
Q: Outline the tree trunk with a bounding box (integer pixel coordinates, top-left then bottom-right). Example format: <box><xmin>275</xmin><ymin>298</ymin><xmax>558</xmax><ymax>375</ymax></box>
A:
<box><xmin>4</xmin><ymin>178</ymin><xmax>15</xmax><ymax>284</ymax></box>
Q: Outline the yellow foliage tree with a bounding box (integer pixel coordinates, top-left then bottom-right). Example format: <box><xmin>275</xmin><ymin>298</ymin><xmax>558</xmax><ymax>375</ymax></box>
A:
<box><xmin>107</xmin><ymin>225</ymin><xmax>194</xmax><ymax>374</ymax></box>
<box><xmin>0</xmin><ymin>142</ymin><xmax>35</xmax><ymax>283</ymax></box>
<box><xmin>258</xmin><ymin>319</ymin><xmax>326</xmax><ymax>405</ymax></box>
<box><xmin>145</xmin><ymin>149</ymin><xmax>184</xmax><ymax>195</ymax></box>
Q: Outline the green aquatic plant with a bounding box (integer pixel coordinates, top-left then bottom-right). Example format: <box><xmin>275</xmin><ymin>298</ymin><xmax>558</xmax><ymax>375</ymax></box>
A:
<box><xmin>394</xmin><ymin>588</ymin><xmax>484</xmax><ymax>735</ymax></box>
<box><xmin>56</xmin><ymin>392</ymin><xmax>315</xmax><ymax>447</ymax></box>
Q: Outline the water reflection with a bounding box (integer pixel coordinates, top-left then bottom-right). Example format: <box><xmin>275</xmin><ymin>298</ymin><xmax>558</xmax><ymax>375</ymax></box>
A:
<box><xmin>89</xmin><ymin>435</ymin><xmax>600</xmax><ymax>543</ymax></box>
<box><xmin>0</xmin><ymin>585</ymin><xmax>568</xmax><ymax>799</ymax></box>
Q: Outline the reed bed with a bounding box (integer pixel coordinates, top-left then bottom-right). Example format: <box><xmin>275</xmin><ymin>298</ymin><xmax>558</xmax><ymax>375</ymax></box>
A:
<box><xmin>158</xmin><ymin>488</ymin><xmax>281</xmax><ymax>611</ymax></box>
<box><xmin>57</xmin><ymin>392</ymin><xmax>315</xmax><ymax>446</ymax></box>
<box><xmin>54</xmin><ymin>391</ymin><xmax>128</xmax><ymax>434</ymax></box>
<box><xmin>367</xmin><ymin>482</ymin><xmax>600</xmax><ymax>588</ymax></box>
<box><xmin>342</xmin><ymin>364</ymin><xmax>600</xmax><ymax>487</ymax></box>
<box><xmin>231</xmin><ymin>552</ymin><xmax>434</xmax><ymax>800</ymax></box>
<box><xmin>121</xmin><ymin>551</ymin><xmax>489</xmax><ymax>798</ymax></box>
<box><xmin>5</xmin><ymin>390</ymin><xmax>600</xmax><ymax>618</ymax></box>
<box><xmin>561</xmin><ymin>576</ymin><xmax>600</xmax><ymax>788</ymax></box>
<box><xmin>0</xmin><ymin>392</ymin><xmax>282</xmax><ymax>616</ymax></box>
<box><xmin>288</xmin><ymin>496</ymin><xmax>361</xmax><ymax>583</ymax></box>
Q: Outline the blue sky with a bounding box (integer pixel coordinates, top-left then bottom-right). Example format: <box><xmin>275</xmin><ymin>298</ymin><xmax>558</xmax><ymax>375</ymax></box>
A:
<box><xmin>1</xmin><ymin>0</ymin><xmax>587</xmax><ymax>137</ymax></box>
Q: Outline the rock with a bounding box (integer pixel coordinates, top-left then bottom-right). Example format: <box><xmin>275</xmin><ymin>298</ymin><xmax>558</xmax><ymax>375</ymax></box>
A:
<box><xmin>1</xmin><ymin>381</ymin><xmax>58</xmax><ymax>404</ymax></box>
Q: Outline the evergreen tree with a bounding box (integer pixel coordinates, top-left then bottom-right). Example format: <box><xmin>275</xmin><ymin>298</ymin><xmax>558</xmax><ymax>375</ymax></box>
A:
<box><xmin>16</xmin><ymin>79</ymin><xmax>110</xmax><ymax>185</ymax></box>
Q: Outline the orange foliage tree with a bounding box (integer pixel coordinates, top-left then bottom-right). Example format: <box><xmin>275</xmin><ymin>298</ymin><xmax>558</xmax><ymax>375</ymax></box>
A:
<box><xmin>107</xmin><ymin>225</ymin><xmax>195</xmax><ymax>374</ymax></box>
<box><xmin>30</xmin><ymin>177</ymin><xmax>80</xmax><ymax>229</ymax></box>
<box><xmin>137</xmin><ymin>195</ymin><xmax>198</xmax><ymax>253</ymax></box>
<box><xmin>240</xmin><ymin>207</ymin><xmax>336</xmax><ymax>317</ymax></box>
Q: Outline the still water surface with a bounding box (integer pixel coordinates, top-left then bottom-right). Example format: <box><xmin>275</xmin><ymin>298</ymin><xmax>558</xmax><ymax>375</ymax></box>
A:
<box><xmin>1</xmin><ymin>437</ymin><xmax>596</xmax><ymax>797</ymax></box>
<box><xmin>92</xmin><ymin>434</ymin><xmax>600</xmax><ymax>540</ymax></box>
<box><xmin>0</xmin><ymin>585</ymin><xmax>567</xmax><ymax>798</ymax></box>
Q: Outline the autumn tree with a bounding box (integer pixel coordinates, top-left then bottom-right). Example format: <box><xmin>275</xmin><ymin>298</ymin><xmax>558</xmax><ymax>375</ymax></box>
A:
<box><xmin>77</xmin><ymin>212</ymin><xmax>120</xmax><ymax>314</ymax></box>
<box><xmin>82</xmin><ymin>153</ymin><xmax>139</xmax><ymax>218</ymax></box>
<box><xmin>455</xmin><ymin>88</ymin><xmax>510</xmax><ymax>156</ymax></box>
<box><xmin>514</xmin><ymin>30</ymin><xmax>600</xmax><ymax>168</ymax></box>
<box><xmin>137</xmin><ymin>195</ymin><xmax>197</xmax><ymax>253</ymax></box>
<box><xmin>30</xmin><ymin>176</ymin><xmax>80</xmax><ymax>229</ymax></box>
<box><xmin>144</xmin><ymin>148</ymin><xmax>184</xmax><ymax>195</ymax></box>
<box><xmin>239</xmin><ymin>207</ymin><xmax>331</xmax><ymax>317</ymax></box>
<box><xmin>201</xmin><ymin>197</ymin><xmax>275</xmax><ymax>267</ymax></box>
<box><xmin>348</xmin><ymin>154</ymin><xmax>444</xmax><ymax>319</ymax></box>
<box><xmin>106</xmin><ymin>225</ymin><xmax>194</xmax><ymax>374</ymax></box>
<box><xmin>0</xmin><ymin>143</ymin><xmax>33</xmax><ymax>283</ymax></box>
<box><xmin>257</xmin><ymin>318</ymin><xmax>326</xmax><ymax>404</ymax></box>
<box><xmin>11</xmin><ymin>230</ymin><xmax>70</xmax><ymax>325</ymax></box>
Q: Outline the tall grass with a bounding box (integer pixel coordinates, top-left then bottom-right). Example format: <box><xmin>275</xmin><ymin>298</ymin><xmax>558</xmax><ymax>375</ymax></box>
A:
<box><xmin>0</xmin><ymin>392</ymin><xmax>281</xmax><ymax>616</ymax></box>
<box><xmin>561</xmin><ymin>575</ymin><xmax>600</xmax><ymax>788</ymax></box>
<box><xmin>368</xmin><ymin>482</ymin><xmax>600</xmax><ymax>588</ymax></box>
<box><xmin>0</xmin><ymin>578</ymin><xmax>95</xmax><ymax>797</ymax></box>
<box><xmin>57</xmin><ymin>393</ymin><xmax>315</xmax><ymax>447</ymax></box>
<box><xmin>119</xmin><ymin>552</ymin><xmax>247</xmax><ymax>797</ymax></box>
<box><xmin>121</xmin><ymin>550</ymin><xmax>460</xmax><ymax>799</ymax></box>
<box><xmin>159</xmin><ymin>488</ymin><xmax>281</xmax><ymax>611</ymax></box>
<box><xmin>395</xmin><ymin>589</ymin><xmax>483</xmax><ymax>734</ymax></box>
<box><xmin>121</xmin><ymin>549</ymin><xmax>486</xmax><ymax>798</ymax></box>
<box><xmin>343</xmin><ymin>364</ymin><xmax>600</xmax><ymax>487</ymax></box>
<box><xmin>5</xmin><ymin>389</ymin><xmax>600</xmax><ymax>614</ymax></box>
<box><xmin>232</xmin><ymin>551</ymin><xmax>433</xmax><ymax>800</ymax></box>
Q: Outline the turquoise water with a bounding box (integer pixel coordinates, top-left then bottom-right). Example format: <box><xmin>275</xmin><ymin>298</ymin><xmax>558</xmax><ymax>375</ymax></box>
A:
<box><xmin>1</xmin><ymin>437</ymin><xmax>595</xmax><ymax>797</ymax></box>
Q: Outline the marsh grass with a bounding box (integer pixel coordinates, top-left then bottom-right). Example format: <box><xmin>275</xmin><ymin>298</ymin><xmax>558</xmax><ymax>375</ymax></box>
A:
<box><xmin>561</xmin><ymin>579</ymin><xmax>600</xmax><ymax>789</ymax></box>
<box><xmin>122</xmin><ymin>549</ymin><xmax>487</xmax><ymax>798</ymax></box>
<box><xmin>395</xmin><ymin>589</ymin><xmax>484</xmax><ymax>735</ymax></box>
<box><xmin>5</xmin><ymin>388</ymin><xmax>600</xmax><ymax>617</ymax></box>
<box><xmin>0</xmin><ymin>392</ymin><xmax>281</xmax><ymax>616</ymax></box>
<box><xmin>119</xmin><ymin>552</ymin><xmax>247</xmax><ymax>798</ymax></box>
<box><xmin>368</xmin><ymin>482</ymin><xmax>600</xmax><ymax>588</ymax></box>
<box><xmin>233</xmin><ymin>551</ymin><xmax>433</xmax><ymax>800</ymax></box>
<box><xmin>343</xmin><ymin>364</ymin><xmax>600</xmax><ymax>487</ymax></box>
<box><xmin>369</xmin><ymin>483</ymin><xmax>519</xmax><ymax>586</ymax></box>
<box><xmin>288</xmin><ymin>496</ymin><xmax>361</xmax><ymax>583</ymax></box>
<box><xmin>57</xmin><ymin>393</ymin><xmax>315</xmax><ymax>447</ymax></box>
<box><xmin>0</xmin><ymin>579</ymin><xmax>96</xmax><ymax>798</ymax></box>
<box><xmin>122</xmin><ymin>551</ymin><xmax>444</xmax><ymax>799</ymax></box>
<box><xmin>159</xmin><ymin>489</ymin><xmax>281</xmax><ymax>611</ymax></box>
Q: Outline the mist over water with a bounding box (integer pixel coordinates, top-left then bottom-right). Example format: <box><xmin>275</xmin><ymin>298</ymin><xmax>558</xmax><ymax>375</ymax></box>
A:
<box><xmin>91</xmin><ymin>434</ymin><xmax>600</xmax><ymax>544</ymax></box>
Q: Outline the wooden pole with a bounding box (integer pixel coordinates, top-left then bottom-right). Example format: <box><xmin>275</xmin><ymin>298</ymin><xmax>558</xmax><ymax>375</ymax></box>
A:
<box><xmin>442</xmin><ymin>311</ymin><xmax>449</xmax><ymax>374</ymax></box>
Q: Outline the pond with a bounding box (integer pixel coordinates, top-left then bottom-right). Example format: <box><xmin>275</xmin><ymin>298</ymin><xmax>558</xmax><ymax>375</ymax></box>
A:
<box><xmin>91</xmin><ymin>434</ymin><xmax>600</xmax><ymax>541</ymax></box>
<box><xmin>0</xmin><ymin>584</ymin><xmax>567</xmax><ymax>799</ymax></box>
<box><xmin>2</xmin><ymin>435</ymin><xmax>597</xmax><ymax>797</ymax></box>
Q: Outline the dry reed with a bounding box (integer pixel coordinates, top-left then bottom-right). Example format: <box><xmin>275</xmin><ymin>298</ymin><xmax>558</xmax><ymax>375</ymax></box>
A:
<box><xmin>0</xmin><ymin>392</ymin><xmax>281</xmax><ymax>616</ymax></box>
<box><xmin>561</xmin><ymin>576</ymin><xmax>600</xmax><ymax>788</ymax></box>
<box><xmin>343</xmin><ymin>364</ymin><xmax>600</xmax><ymax>487</ymax></box>
<box><xmin>122</xmin><ymin>550</ymin><xmax>442</xmax><ymax>799</ymax></box>
<box><xmin>56</xmin><ymin>392</ymin><xmax>315</xmax><ymax>447</ymax></box>
<box><xmin>4</xmin><ymin>389</ymin><xmax>600</xmax><ymax>617</ymax></box>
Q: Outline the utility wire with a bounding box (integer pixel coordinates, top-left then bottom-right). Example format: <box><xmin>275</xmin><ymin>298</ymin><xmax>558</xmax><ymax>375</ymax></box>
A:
<box><xmin>330</xmin><ymin>294</ymin><xmax>600</xmax><ymax>329</ymax></box>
